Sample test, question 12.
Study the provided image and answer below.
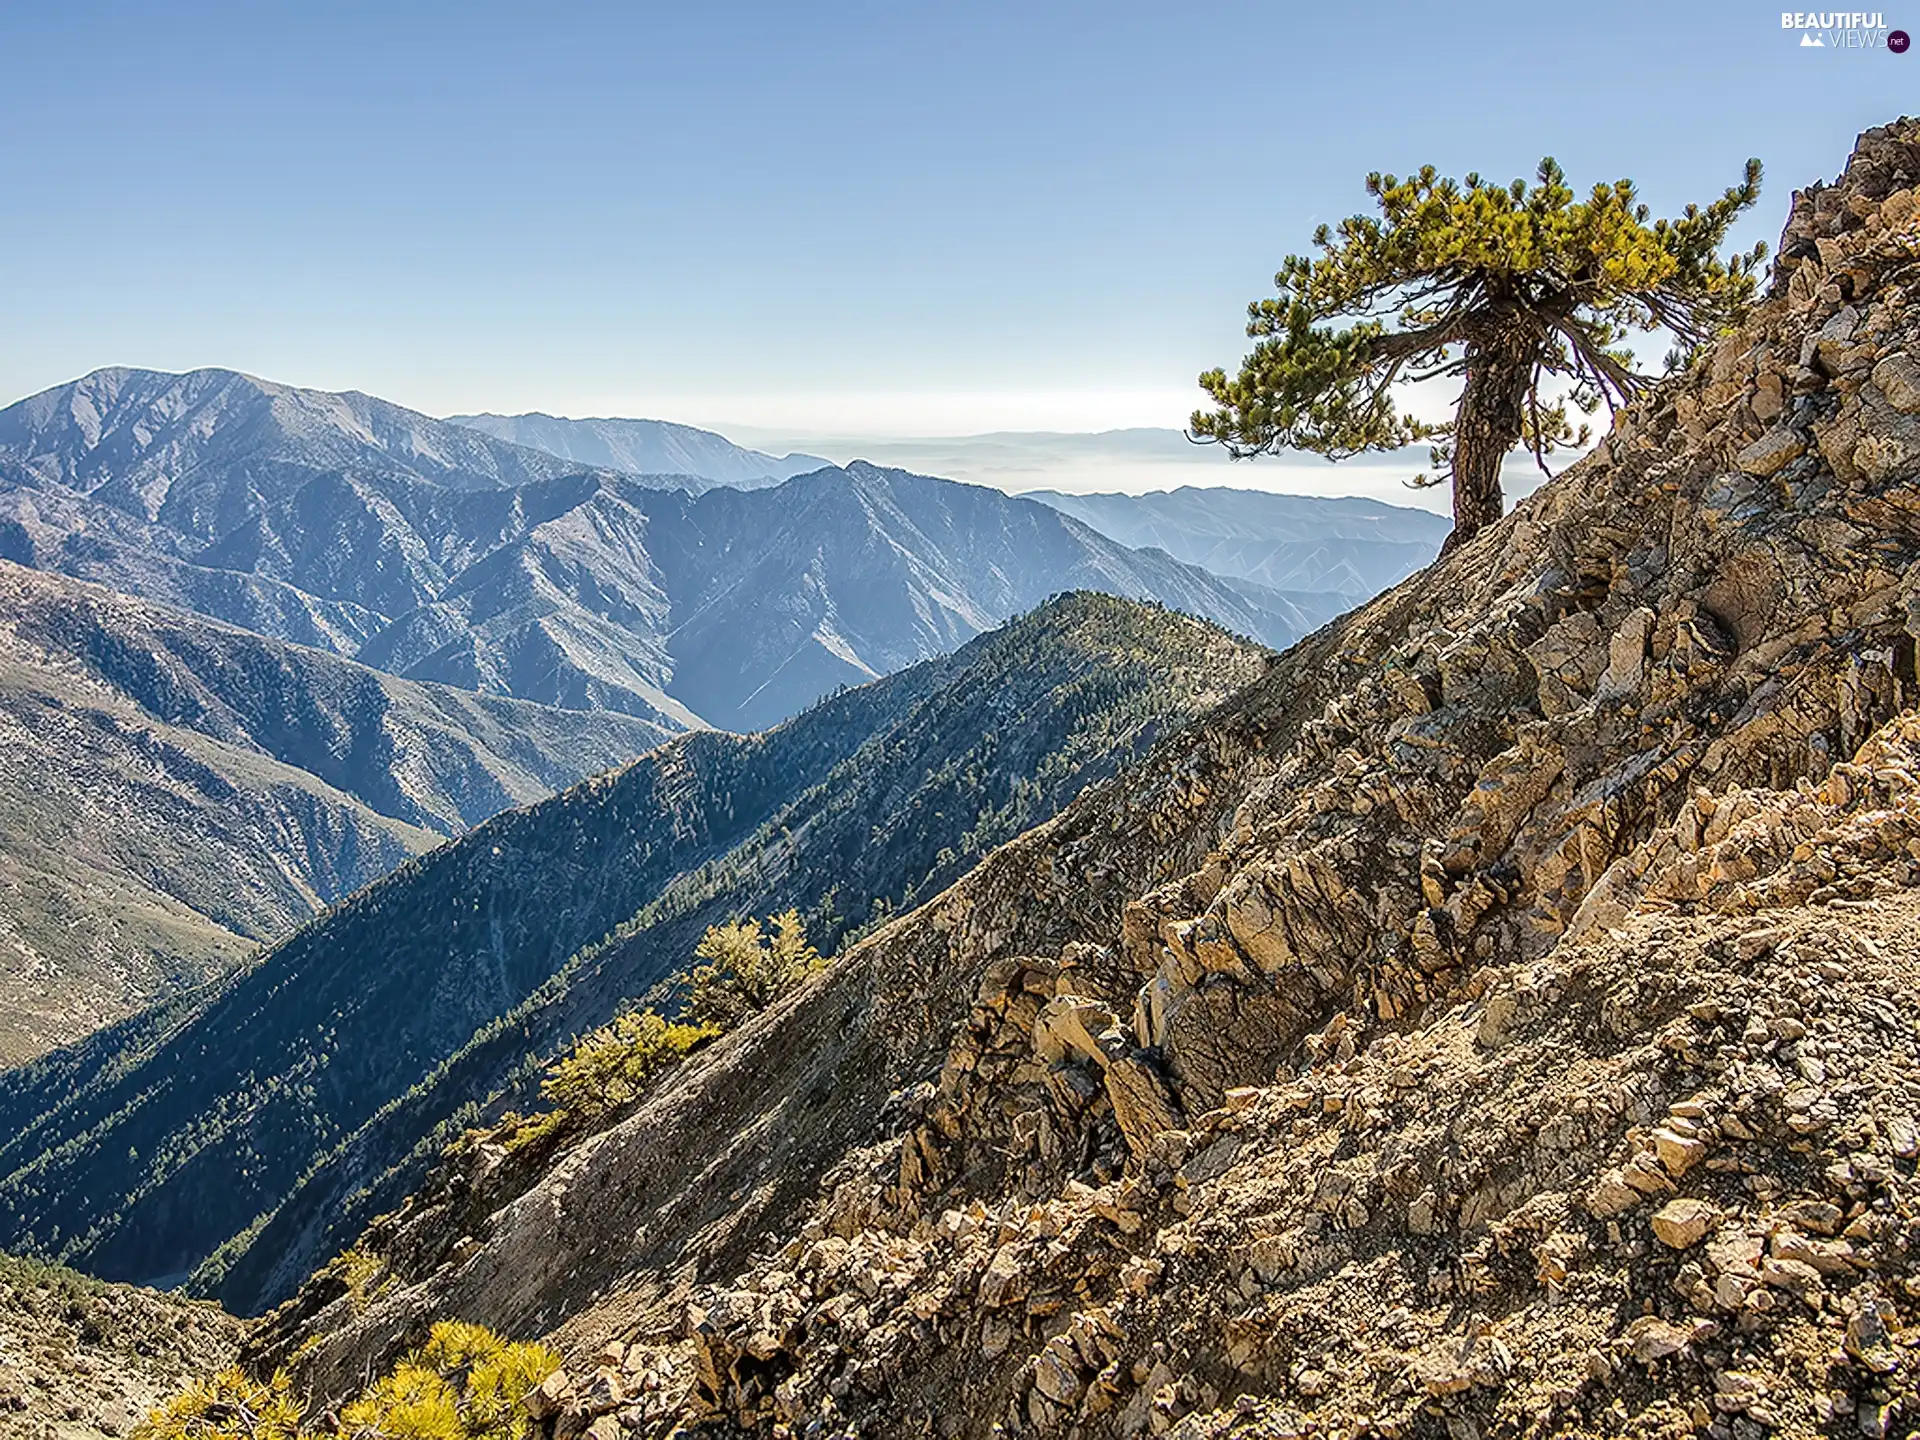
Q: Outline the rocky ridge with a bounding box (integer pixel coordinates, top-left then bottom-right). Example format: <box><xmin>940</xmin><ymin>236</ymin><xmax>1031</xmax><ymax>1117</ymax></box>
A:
<box><xmin>251</xmin><ymin>120</ymin><xmax>1920</xmax><ymax>1439</ymax></box>
<box><xmin>0</xmin><ymin>1255</ymin><xmax>240</xmax><ymax>1440</ymax></box>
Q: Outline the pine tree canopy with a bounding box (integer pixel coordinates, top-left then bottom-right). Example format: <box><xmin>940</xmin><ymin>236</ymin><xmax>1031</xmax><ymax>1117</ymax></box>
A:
<box><xmin>1190</xmin><ymin>156</ymin><xmax>1768</xmax><ymax>546</ymax></box>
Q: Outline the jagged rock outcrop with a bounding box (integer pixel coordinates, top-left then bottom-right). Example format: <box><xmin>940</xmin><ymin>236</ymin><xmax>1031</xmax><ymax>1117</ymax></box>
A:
<box><xmin>255</xmin><ymin>120</ymin><xmax>1920</xmax><ymax>1439</ymax></box>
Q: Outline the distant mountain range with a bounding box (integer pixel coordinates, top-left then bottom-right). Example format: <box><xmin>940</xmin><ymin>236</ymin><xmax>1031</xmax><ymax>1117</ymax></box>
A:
<box><xmin>0</xmin><ymin>595</ymin><xmax>1263</xmax><ymax>1311</ymax></box>
<box><xmin>0</xmin><ymin>561</ymin><xmax>670</xmax><ymax>1063</ymax></box>
<box><xmin>445</xmin><ymin>412</ymin><xmax>830</xmax><ymax>490</ymax></box>
<box><xmin>723</xmin><ymin>424</ymin><xmax>1468</xmax><ymax>510</ymax></box>
<box><xmin>1026</xmin><ymin>486</ymin><xmax>1448</xmax><ymax>597</ymax></box>
<box><xmin>0</xmin><ymin>368</ymin><xmax>1327</xmax><ymax>732</ymax></box>
<box><xmin>0</xmin><ymin>366</ymin><xmax>1443</xmax><ymax>1063</ymax></box>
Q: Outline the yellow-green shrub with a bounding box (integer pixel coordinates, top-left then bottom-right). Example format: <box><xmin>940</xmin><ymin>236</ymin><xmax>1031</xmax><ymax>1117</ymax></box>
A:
<box><xmin>138</xmin><ymin>1321</ymin><xmax>561</xmax><ymax>1440</ymax></box>
<box><xmin>332</xmin><ymin>1243</ymin><xmax>388</xmax><ymax>1315</ymax></box>
<box><xmin>338</xmin><ymin>1321</ymin><xmax>558</xmax><ymax>1440</ymax></box>
<box><xmin>685</xmin><ymin>909</ymin><xmax>824</xmax><ymax>1028</ymax></box>
<box><xmin>539</xmin><ymin>1009</ymin><xmax>717</xmax><ymax>1121</ymax></box>
<box><xmin>133</xmin><ymin>1368</ymin><xmax>307</xmax><ymax>1440</ymax></box>
<box><xmin>503</xmin><ymin>910</ymin><xmax>824</xmax><ymax>1154</ymax></box>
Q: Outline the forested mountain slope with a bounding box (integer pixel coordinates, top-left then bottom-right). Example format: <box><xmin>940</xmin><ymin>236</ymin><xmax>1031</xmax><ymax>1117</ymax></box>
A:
<box><xmin>0</xmin><ymin>561</ymin><xmax>667</xmax><ymax>1062</ymax></box>
<box><xmin>0</xmin><ymin>595</ymin><xmax>1263</xmax><ymax>1317</ymax></box>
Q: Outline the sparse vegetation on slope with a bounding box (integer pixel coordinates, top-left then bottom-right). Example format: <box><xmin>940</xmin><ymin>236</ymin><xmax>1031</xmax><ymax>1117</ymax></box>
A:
<box><xmin>494</xmin><ymin>911</ymin><xmax>823</xmax><ymax>1154</ymax></box>
<box><xmin>133</xmin><ymin>1322</ymin><xmax>557</xmax><ymax>1440</ymax></box>
<box><xmin>0</xmin><ymin>1252</ymin><xmax>241</xmax><ymax>1440</ymax></box>
<box><xmin>507</xmin><ymin>1010</ymin><xmax>717</xmax><ymax>1152</ymax></box>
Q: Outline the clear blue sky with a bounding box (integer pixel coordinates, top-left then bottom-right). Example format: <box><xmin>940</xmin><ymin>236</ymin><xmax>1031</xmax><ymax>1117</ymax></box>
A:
<box><xmin>2</xmin><ymin>1</ymin><xmax>1913</xmax><ymax>438</ymax></box>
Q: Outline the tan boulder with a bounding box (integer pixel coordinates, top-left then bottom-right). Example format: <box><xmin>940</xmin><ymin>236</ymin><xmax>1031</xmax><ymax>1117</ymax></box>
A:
<box><xmin>1651</xmin><ymin>1198</ymin><xmax>1722</xmax><ymax>1249</ymax></box>
<box><xmin>1033</xmin><ymin>995</ymin><xmax>1121</xmax><ymax>1068</ymax></box>
<box><xmin>1736</xmin><ymin>428</ymin><xmax>1805</xmax><ymax>477</ymax></box>
<box><xmin>1873</xmin><ymin>352</ymin><xmax>1920</xmax><ymax>412</ymax></box>
<box><xmin>1105</xmin><ymin>1054</ymin><xmax>1183</xmax><ymax>1155</ymax></box>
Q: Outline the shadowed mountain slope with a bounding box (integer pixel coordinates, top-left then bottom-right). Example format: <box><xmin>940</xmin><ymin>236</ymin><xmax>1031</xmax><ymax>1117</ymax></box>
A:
<box><xmin>0</xmin><ymin>561</ymin><xmax>671</xmax><ymax>1062</ymax></box>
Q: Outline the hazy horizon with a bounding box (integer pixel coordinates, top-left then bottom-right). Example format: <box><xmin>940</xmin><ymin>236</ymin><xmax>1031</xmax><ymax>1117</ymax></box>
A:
<box><xmin>0</xmin><ymin>360</ymin><xmax>1557</xmax><ymax>514</ymax></box>
<box><xmin>5</xmin><ymin>1</ymin><xmax>1912</xmax><ymax>452</ymax></box>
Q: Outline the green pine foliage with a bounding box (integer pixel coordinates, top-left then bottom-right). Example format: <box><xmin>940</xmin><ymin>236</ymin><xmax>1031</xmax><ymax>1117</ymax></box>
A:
<box><xmin>685</xmin><ymin>910</ymin><xmax>825</xmax><ymax>1029</ymax></box>
<box><xmin>539</xmin><ymin>1009</ymin><xmax>718</xmax><ymax>1119</ymax></box>
<box><xmin>500</xmin><ymin>910</ymin><xmax>825</xmax><ymax>1153</ymax></box>
<box><xmin>330</xmin><ymin>1244</ymin><xmax>390</xmax><ymax>1315</ymax></box>
<box><xmin>500</xmin><ymin>1008</ymin><xmax>715</xmax><ymax>1154</ymax></box>
<box><xmin>1192</xmin><ymin>156</ymin><xmax>1767</xmax><ymax>545</ymax></box>
<box><xmin>337</xmin><ymin>1322</ymin><xmax>559</xmax><ymax>1440</ymax></box>
<box><xmin>132</xmin><ymin>1368</ymin><xmax>308</xmax><ymax>1440</ymax></box>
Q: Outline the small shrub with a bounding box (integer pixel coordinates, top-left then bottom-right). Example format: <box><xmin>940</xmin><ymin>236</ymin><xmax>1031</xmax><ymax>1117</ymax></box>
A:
<box><xmin>337</xmin><ymin>1320</ymin><xmax>559</xmax><ymax>1440</ymax></box>
<box><xmin>497</xmin><ymin>1107</ymin><xmax>569</xmax><ymax>1156</ymax></box>
<box><xmin>137</xmin><ymin>1321</ymin><xmax>559</xmax><ymax>1440</ymax></box>
<box><xmin>132</xmin><ymin>1368</ymin><xmax>306</xmax><ymax>1440</ymax></box>
<box><xmin>685</xmin><ymin>909</ymin><xmax>824</xmax><ymax>1029</ymax></box>
<box><xmin>332</xmin><ymin>1245</ymin><xmax>388</xmax><ymax>1315</ymax></box>
<box><xmin>502</xmin><ymin>910</ymin><xmax>824</xmax><ymax>1154</ymax></box>
<box><xmin>538</xmin><ymin>1009</ymin><xmax>718</xmax><ymax>1122</ymax></box>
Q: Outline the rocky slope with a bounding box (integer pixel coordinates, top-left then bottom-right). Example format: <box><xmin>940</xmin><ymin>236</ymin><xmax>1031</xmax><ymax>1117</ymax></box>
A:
<box><xmin>0</xmin><ymin>562</ymin><xmax>668</xmax><ymax>1063</ymax></box>
<box><xmin>445</xmin><ymin>412</ymin><xmax>830</xmax><ymax>489</ymax></box>
<box><xmin>0</xmin><ymin>1254</ymin><xmax>240</xmax><ymax>1440</ymax></box>
<box><xmin>244</xmin><ymin>120</ymin><xmax>1920</xmax><ymax>1439</ymax></box>
<box><xmin>0</xmin><ymin>370</ymin><xmax>1310</xmax><ymax>729</ymax></box>
<box><xmin>0</xmin><ymin>596</ymin><xmax>1263</xmax><ymax>1320</ymax></box>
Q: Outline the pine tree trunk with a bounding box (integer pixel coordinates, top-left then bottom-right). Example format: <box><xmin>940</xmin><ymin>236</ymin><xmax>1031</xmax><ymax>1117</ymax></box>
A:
<box><xmin>1441</xmin><ymin>340</ymin><xmax>1531</xmax><ymax>553</ymax></box>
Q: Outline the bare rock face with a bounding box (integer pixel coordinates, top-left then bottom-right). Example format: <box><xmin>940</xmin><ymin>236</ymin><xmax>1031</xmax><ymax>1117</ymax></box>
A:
<box><xmin>259</xmin><ymin>119</ymin><xmax>1920</xmax><ymax>1439</ymax></box>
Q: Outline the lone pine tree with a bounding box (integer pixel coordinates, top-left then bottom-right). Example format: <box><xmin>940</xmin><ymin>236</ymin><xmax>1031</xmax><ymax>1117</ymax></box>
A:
<box><xmin>1191</xmin><ymin>156</ymin><xmax>1768</xmax><ymax>548</ymax></box>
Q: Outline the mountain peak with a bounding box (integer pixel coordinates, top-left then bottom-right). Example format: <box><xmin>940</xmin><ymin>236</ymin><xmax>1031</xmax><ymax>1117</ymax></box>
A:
<box><xmin>443</xmin><ymin>410</ymin><xmax>833</xmax><ymax>489</ymax></box>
